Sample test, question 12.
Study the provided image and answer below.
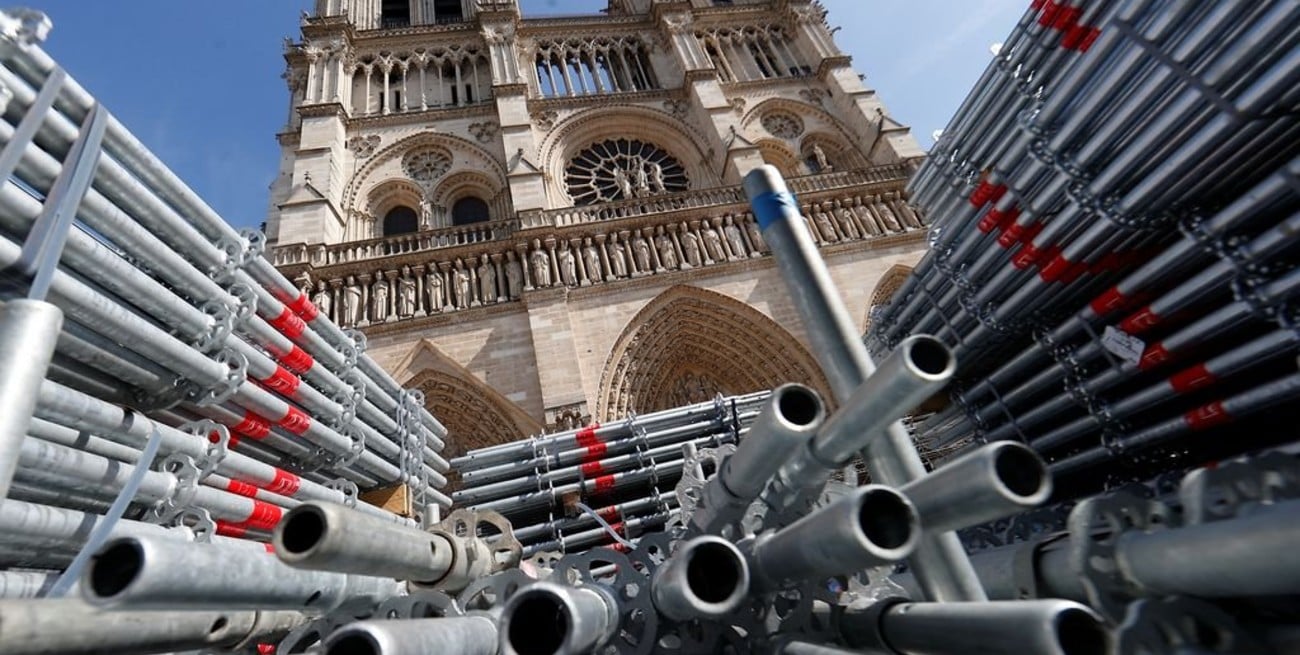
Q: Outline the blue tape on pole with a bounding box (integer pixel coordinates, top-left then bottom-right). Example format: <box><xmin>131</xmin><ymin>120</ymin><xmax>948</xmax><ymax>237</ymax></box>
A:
<box><xmin>751</xmin><ymin>191</ymin><xmax>800</xmax><ymax>230</ymax></box>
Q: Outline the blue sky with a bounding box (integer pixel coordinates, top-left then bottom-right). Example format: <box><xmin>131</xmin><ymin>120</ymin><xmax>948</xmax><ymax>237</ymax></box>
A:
<box><xmin>28</xmin><ymin>0</ymin><xmax>1024</xmax><ymax>230</ymax></box>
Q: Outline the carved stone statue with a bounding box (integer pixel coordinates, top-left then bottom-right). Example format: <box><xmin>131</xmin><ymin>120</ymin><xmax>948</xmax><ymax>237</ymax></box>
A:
<box><xmin>655</xmin><ymin>230</ymin><xmax>678</xmax><ymax>269</ymax></box>
<box><xmin>342</xmin><ymin>276</ymin><xmax>363</xmax><ymax>325</ymax></box>
<box><xmin>701</xmin><ymin>224</ymin><xmax>725</xmax><ymax>263</ymax></box>
<box><xmin>558</xmin><ymin>245</ymin><xmax>578</xmax><ymax>287</ymax></box>
<box><xmin>633</xmin><ymin>164</ymin><xmax>650</xmax><ymax>197</ymax></box>
<box><xmin>505</xmin><ymin>254</ymin><xmax>523</xmax><ymax>298</ymax></box>
<box><xmin>426</xmin><ymin>268</ymin><xmax>445</xmax><ymax>312</ymax></box>
<box><xmin>833</xmin><ymin>199</ymin><xmax>861</xmax><ymax>239</ymax></box>
<box><xmin>631</xmin><ymin>231</ymin><xmax>652</xmax><ymax>273</ymax></box>
<box><xmin>648</xmin><ymin>161</ymin><xmax>666</xmax><ymax>193</ymax></box>
<box><xmin>371</xmin><ymin>276</ymin><xmax>390</xmax><ymax>322</ymax></box>
<box><xmin>890</xmin><ymin>194</ymin><xmax>924</xmax><ymax>229</ymax></box>
<box><xmin>312</xmin><ymin>281</ymin><xmax>332</xmax><ymax>320</ymax></box>
<box><xmin>477</xmin><ymin>254</ymin><xmax>497</xmax><ymax>302</ymax></box>
<box><xmin>723</xmin><ymin>217</ymin><xmax>748</xmax><ymax>258</ymax></box>
<box><xmin>452</xmin><ymin>263</ymin><xmax>470</xmax><ymax>309</ymax></box>
<box><xmin>397</xmin><ymin>267</ymin><xmax>417</xmax><ymax>317</ymax></box>
<box><xmin>744</xmin><ymin>216</ymin><xmax>766</xmax><ymax>253</ymax></box>
<box><xmin>530</xmin><ymin>241</ymin><xmax>552</xmax><ymax>287</ymax></box>
<box><xmin>811</xmin><ymin>143</ymin><xmax>832</xmax><ymax>172</ymax></box>
<box><xmin>813</xmin><ymin>204</ymin><xmax>839</xmax><ymax>242</ymax></box>
<box><xmin>612</xmin><ymin>167</ymin><xmax>632</xmax><ymax>199</ymax></box>
<box><xmin>419</xmin><ymin>195</ymin><xmax>434</xmax><ymax>228</ymax></box>
<box><xmin>852</xmin><ymin>197</ymin><xmax>883</xmax><ymax>236</ymax></box>
<box><xmin>608</xmin><ymin>235</ymin><xmax>629</xmax><ymax>278</ymax></box>
<box><xmin>679</xmin><ymin>227</ymin><xmax>702</xmax><ymax>267</ymax></box>
<box><xmin>874</xmin><ymin>197</ymin><xmax>903</xmax><ymax>232</ymax></box>
<box><xmin>582</xmin><ymin>238</ymin><xmax>602</xmax><ymax>282</ymax></box>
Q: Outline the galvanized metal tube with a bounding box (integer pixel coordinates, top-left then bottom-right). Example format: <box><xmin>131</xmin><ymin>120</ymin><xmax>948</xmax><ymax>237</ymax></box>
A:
<box><xmin>745</xmin><ymin>165</ymin><xmax>984</xmax><ymax>601</ymax></box>
<box><xmin>324</xmin><ymin>616</ymin><xmax>498</xmax><ymax>655</ymax></box>
<box><xmin>899</xmin><ymin>442</ymin><xmax>1051</xmax><ymax>533</ymax></box>
<box><xmin>838</xmin><ymin>599</ymin><xmax>1109</xmax><ymax>655</ymax></box>
<box><xmin>1116</xmin><ymin>500</ymin><xmax>1300</xmax><ymax>598</ymax></box>
<box><xmin>81</xmin><ymin>535</ymin><xmax>402</xmax><ymax>611</ymax></box>
<box><xmin>813</xmin><ymin>335</ymin><xmax>954</xmax><ymax>466</ymax></box>
<box><xmin>0</xmin><ymin>598</ymin><xmax>307</xmax><ymax>655</ymax></box>
<box><xmin>0</xmin><ymin>299</ymin><xmax>62</xmax><ymax>500</ymax></box>
<box><xmin>689</xmin><ymin>385</ymin><xmax>823</xmax><ymax>533</ymax></box>
<box><xmin>274</xmin><ymin>502</ymin><xmax>453</xmax><ymax>584</ymax></box>
<box><xmin>499</xmin><ymin>581</ymin><xmax>619</xmax><ymax>655</ymax></box>
<box><xmin>751</xmin><ymin>485</ymin><xmax>919</xmax><ymax>590</ymax></box>
<box><xmin>652</xmin><ymin>535</ymin><xmax>751</xmax><ymax>621</ymax></box>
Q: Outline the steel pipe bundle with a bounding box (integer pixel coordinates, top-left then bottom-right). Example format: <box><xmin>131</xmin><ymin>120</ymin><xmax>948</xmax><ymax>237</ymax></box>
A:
<box><xmin>457</xmin><ymin>391</ymin><xmax>766</xmax><ymax>556</ymax></box>
<box><xmin>81</xmin><ymin>534</ymin><xmax>403</xmax><ymax>611</ymax></box>
<box><xmin>868</xmin><ymin>0</ymin><xmax>1300</xmax><ymax>497</ymax></box>
<box><xmin>0</xmin><ymin>599</ymin><xmax>307</xmax><ymax>655</ymax></box>
<box><xmin>0</xmin><ymin>13</ymin><xmax>456</xmax><ymax>653</ymax></box>
<box><xmin>325</xmin><ymin>615</ymin><xmax>499</xmax><ymax>655</ymax></box>
<box><xmin>4</xmin><ymin>3</ymin><xmax>1297</xmax><ymax>654</ymax></box>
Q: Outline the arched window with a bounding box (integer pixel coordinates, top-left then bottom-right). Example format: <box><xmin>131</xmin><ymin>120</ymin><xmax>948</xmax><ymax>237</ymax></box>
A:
<box><xmin>381</xmin><ymin>0</ymin><xmax>410</xmax><ymax>28</ymax></box>
<box><xmin>383</xmin><ymin>206</ymin><xmax>419</xmax><ymax>236</ymax></box>
<box><xmin>451</xmin><ymin>197</ymin><xmax>490</xmax><ymax>225</ymax></box>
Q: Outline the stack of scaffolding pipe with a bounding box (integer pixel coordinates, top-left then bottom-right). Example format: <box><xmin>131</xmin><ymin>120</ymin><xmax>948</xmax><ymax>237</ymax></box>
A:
<box><xmin>459</xmin><ymin>412</ymin><xmax>760</xmax><ymax>487</ymax></box>
<box><xmin>0</xmin><ymin>26</ymin><xmax>446</xmax><ymax>493</ymax></box>
<box><xmin>0</xmin><ymin>62</ymin><xmax>448</xmax><ymax>490</ymax></box>
<box><xmin>0</xmin><ymin>18</ymin><xmax>454</xmax><ymax>643</ymax></box>
<box><xmin>878</xmin><ymin>1</ymin><xmax>1300</xmax><ymax>363</ymax></box>
<box><xmin>922</xmin><ymin>186</ymin><xmax>1300</xmax><ymax>446</ymax></box>
<box><xmin>0</xmin><ymin>39</ymin><xmax>447</xmax><ymax>439</ymax></box>
<box><xmin>457</xmin><ymin>393</ymin><xmax>765</xmax><ymax>556</ymax></box>
<box><xmin>451</xmin><ymin>390</ymin><xmax>768</xmax><ymax>471</ymax></box>
<box><xmin>866</xmin><ymin>0</ymin><xmax>1300</xmax><ymax>490</ymax></box>
<box><xmin>455</xmin><ymin>428</ymin><xmax>751</xmax><ymax>506</ymax></box>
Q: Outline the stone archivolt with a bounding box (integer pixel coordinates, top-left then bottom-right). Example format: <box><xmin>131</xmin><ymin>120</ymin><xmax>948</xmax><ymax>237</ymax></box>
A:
<box><xmin>396</xmin><ymin>340</ymin><xmax>543</xmax><ymax>457</ymax></box>
<box><xmin>863</xmin><ymin>263</ymin><xmax>914</xmax><ymax>333</ymax></box>
<box><xmin>596</xmin><ymin>285</ymin><xmax>833</xmax><ymax>421</ymax></box>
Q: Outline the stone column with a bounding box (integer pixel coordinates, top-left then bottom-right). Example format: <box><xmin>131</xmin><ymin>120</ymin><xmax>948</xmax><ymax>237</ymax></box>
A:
<box><xmin>594</xmin><ymin>233</ymin><xmax>613</xmax><ymax>282</ymax></box>
<box><xmin>413</xmin><ymin>264</ymin><xmax>428</xmax><ymax>317</ymax></box>
<box><xmin>491</xmin><ymin>253</ymin><xmax>506</xmax><ymax>302</ymax></box>
<box><xmin>357</xmin><ymin>273</ymin><xmax>372</xmax><ymax>326</ymax></box>
<box><xmin>517</xmin><ymin>243</ymin><xmax>534</xmax><ymax>290</ymax></box>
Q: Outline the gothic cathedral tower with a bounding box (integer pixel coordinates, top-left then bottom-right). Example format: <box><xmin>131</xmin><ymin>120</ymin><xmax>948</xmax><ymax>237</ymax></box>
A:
<box><xmin>268</xmin><ymin>0</ymin><xmax>930</xmax><ymax>459</ymax></box>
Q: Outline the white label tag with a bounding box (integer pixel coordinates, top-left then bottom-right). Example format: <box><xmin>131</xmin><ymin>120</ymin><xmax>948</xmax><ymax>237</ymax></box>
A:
<box><xmin>1102</xmin><ymin>325</ymin><xmax>1145</xmax><ymax>366</ymax></box>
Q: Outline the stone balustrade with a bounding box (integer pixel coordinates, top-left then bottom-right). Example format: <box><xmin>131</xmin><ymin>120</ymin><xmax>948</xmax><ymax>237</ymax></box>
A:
<box><xmin>272</xmin><ymin>218</ymin><xmax>519</xmax><ymax>267</ymax></box>
<box><xmin>271</xmin><ymin>163</ymin><xmax>918</xmax><ymax>271</ymax></box>
<box><xmin>282</xmin><ymin>170</ymin><xmax>925</xmax><ymax>331</ymax></box>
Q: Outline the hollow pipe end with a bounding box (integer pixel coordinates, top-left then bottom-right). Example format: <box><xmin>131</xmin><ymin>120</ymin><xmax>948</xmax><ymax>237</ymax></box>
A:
<box><xmin>770</xmin><ymin>383</ymin><xmax>826</xmax><ymax>433</ymax></box>
<box><xmin>897</xmin><ymin>334</ymin><xmax>957</xmax><ymax>382</ymax></box>
<box><xmin>987</xmin><ymin>441</ymin><xmax>1053</xmax><ymax>507</ymax></box>
<box><xmin>852</xmin><ymin>486</ymin><xmax>921</xmax><ymax>563</ymax></box>
<box><xmin>653</xmin><ymin>536</ymin><xmax>751</xmax><ymax>620</ymax></box>
<box><xmin>81</xmin><ymin>537</ymin><xmax>146</xmax><ymax>606</ymax></box>
<box><xmin>499</xmin><ymin>582</ymin><xmax>607</xmax><ymax>655</ymax></box>
<box><xmin>1050</xmin><ymin>602</ymin><xmax>1110</xmax><ymax>655</ymax></box>
<box><xmin>272</xmin><ymin>503</ymin><xmax>332</xmax><ymax>567</ymax></box>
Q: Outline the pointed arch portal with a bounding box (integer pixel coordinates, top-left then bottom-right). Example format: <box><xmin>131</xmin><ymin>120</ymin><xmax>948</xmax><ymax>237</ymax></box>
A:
<box><xmin>396</xmin><ymin>340</ymin><xmax>543</xmax><ymax>459</ymax></box>
<box><xmin>597</xmin><ymin>286</ymin><xmax>832</xmax><ymax>420</ymax></box>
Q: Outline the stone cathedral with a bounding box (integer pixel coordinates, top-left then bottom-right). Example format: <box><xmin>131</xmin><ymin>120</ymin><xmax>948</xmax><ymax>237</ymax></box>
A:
<box><xmin>267</xmin><ymin>0</ymin><xmax>929</xmax><ymax>460</ymax></box>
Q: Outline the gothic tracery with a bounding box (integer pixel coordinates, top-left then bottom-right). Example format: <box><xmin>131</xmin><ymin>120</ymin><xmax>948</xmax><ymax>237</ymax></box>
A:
<box><xmin>402</xmin><ymin>147</ymin><xmax>453</xmax><ymax>182</ymax></box>
<box><xmin>564</xmin><ymin>139</ymin><xmax>689</xmax><ymax>205</ymax></box>
<box><xmin>597</xmin><ymin>286</ymin><xmax>833</xmax><ymax>420</ymax></box>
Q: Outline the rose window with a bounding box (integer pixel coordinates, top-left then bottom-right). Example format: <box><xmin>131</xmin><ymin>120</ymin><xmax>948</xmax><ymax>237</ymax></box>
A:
<box><xmin>402</xmin><ymin>148</ymin><xmax>452</xmax><ymax>182</ymax></box>
<box><xmin>564</xmin><ymin>139</ymin><xmax>688</xmax><ymax>205</ymax></box>
<box><xmin>761</xmin><ymin>111</ymin><xmax>803</xmax><ymax>140</ymax></box>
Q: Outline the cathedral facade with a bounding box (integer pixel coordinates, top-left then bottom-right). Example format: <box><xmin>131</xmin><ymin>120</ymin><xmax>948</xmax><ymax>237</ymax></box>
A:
<box><xmin>267</xmin><ymin>0</ymin><xmax>928</xmax><ymax>459</ymax></box>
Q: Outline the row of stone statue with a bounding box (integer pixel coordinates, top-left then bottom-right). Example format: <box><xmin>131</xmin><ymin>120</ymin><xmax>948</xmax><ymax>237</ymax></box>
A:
<box><xmin>299</xmin><ymin>195</ymin><xmax>920</xmax><ymax>327</ymax></box>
